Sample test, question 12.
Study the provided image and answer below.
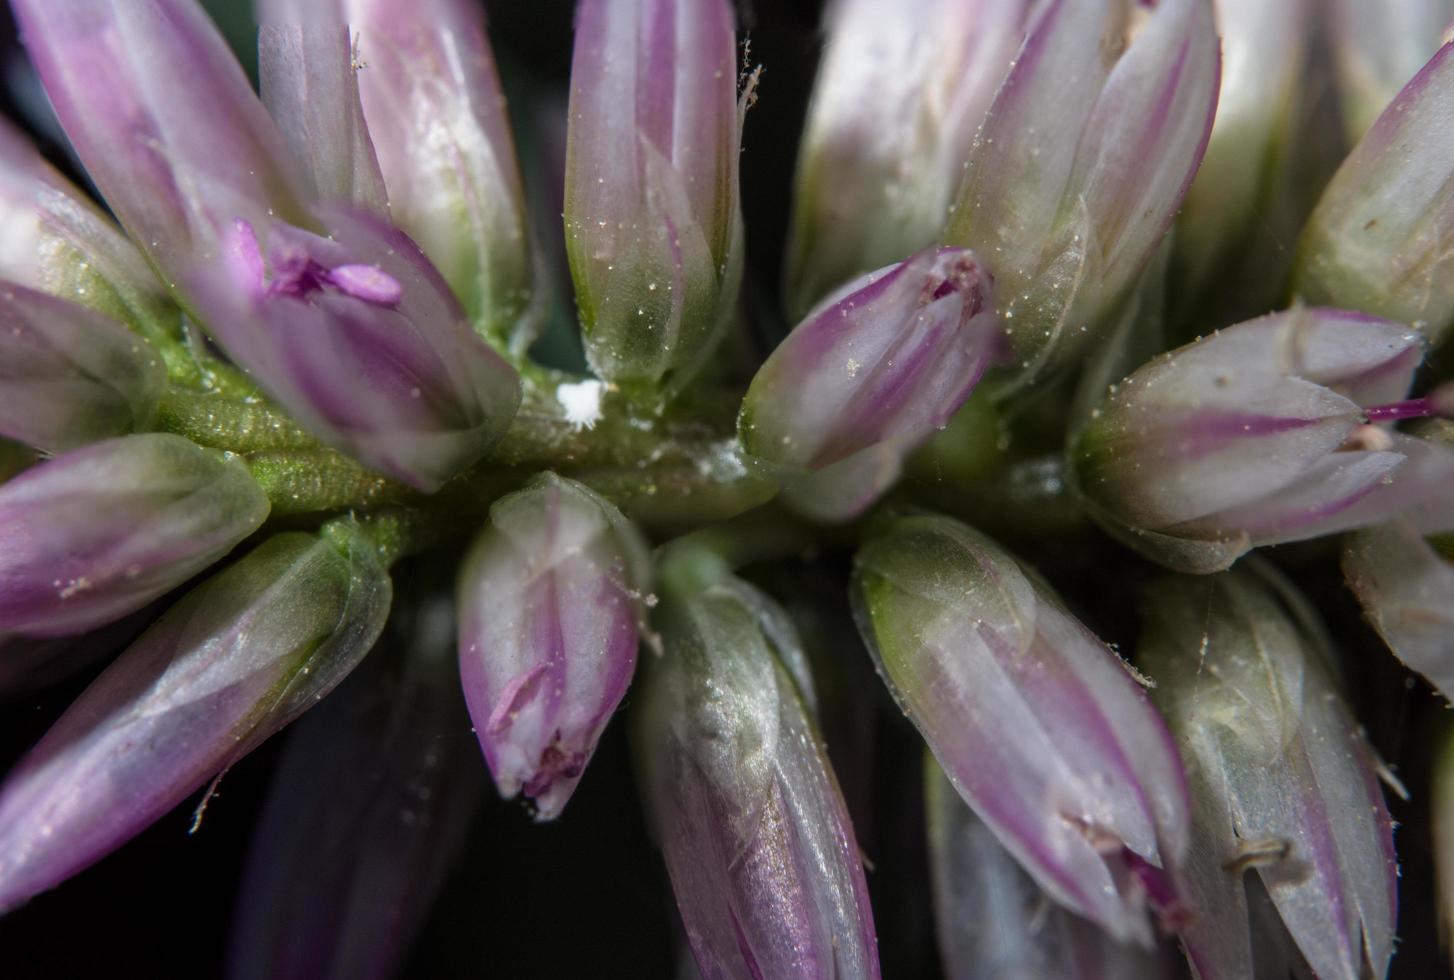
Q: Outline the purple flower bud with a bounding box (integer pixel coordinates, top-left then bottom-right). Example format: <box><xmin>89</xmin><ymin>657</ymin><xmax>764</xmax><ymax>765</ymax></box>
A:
<box><xmin>457</xmin><ymin>473</ymin><xmax>650</xmax><ymax>820</ymax></box>
<box><xmin>0</xmin><ymin>117</ymin><xmax>174</xmax><ymax>337</ymax></box>
<box><xmin>1173</xmin><ymin>0</ymin><xmax>1311</xmax><ymax>298</ymax></box>
<box><xmin>637</xmin><ymin>571</ymin><xmax>881</xmax><ymax>979</ymax></box>
<box><xmin>1295</xmin><ymin>41</ymin><xmax>1454</xmax><ymax>345</ymax></box>
<box><xmin>344</xmin><ymin>0</ymin><xmax>536</xmax><ymax>351</ymax></box>
<box><xmin>739</xmin><ymin>246</ymin><xmax>1000</xmax><ymax>522</ymax></box>
<box><xmin>1344</xmin><ymin>519</ymin><xmax>1454</xmax><ymax>701</ymax></box>
<box><xmin>1139</xmin><ymin>566</ymin><xmax>1397</xmax><ymax>980</ymax></box>
<box><xmin>13</xmin><ymin>0</ymin><xmax>521</xmax><ymax>490</ymax></box>
<box><xmin>785</xmin><ymin>0</ymin><xmax>1027</xmax><ymax>317</ymax></box>
<box><xmin>0</xmin><ymin>526</ymin><xmax>392</xmax><ymax>912</ymax></box>
<box><xmin>944</xmin><ymin>0</ymin><xmax>1220</xmax><ymax>387</ymax></box>
<box><xmin>228</xmin><ymin>598</ymin><xmax>483</xmax><ymax>980</ymax></box>
<box><xmin>256</xmin><ymin>0</ymin><xmax>389</xmax><ymax>212</ymax></box>
<box><xmin>0</xmin><ymin>282</ymin><xmax>165</xmax><ymax>452</ymax></box>
<box><xmin>563</xmin><ymin>0</ymin><xmax>745</xmax><ymax>391</ymax></box>
<box><xmin>0</xmin><ymin>433</ymin><xmax>270</xmax><ymax>637</ymax></box>
<box><xmin>1072</xmin><ymin>308</ymin><xmax>1454</xmax><ymax>573</ymax></box>
<box><xmin>1327</xmin><ymin>0</ymin><xmax>1454</xmax><ymax>141</ymax></box>
<box><xmin>851</xmin><ymin>514</ymin><xmax>1190</xmax><ymax>944</ymax></box>
<box><xmin>926</xmin><ymin>757</ymin><xmax>1181</xmax><ymax>980</ymax></box>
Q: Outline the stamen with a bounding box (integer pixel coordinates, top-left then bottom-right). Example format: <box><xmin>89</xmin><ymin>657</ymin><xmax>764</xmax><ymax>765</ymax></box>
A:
<box><xmin>1363</xmin><ymin>397</ymin><xmax>1441</xmax><ymax>423</ymax></box>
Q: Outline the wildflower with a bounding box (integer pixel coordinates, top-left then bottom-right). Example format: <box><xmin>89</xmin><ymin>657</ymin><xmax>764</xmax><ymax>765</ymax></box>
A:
<box><xmin>0</xmin><ymin>525</ymin><xmax>391</xmax><ymax>911</ymax></box>
<box><xmin>852</xmin><ymin>513</ymin><xmax>1190</xmax><ymax>943</ymax></box>
<box><xmin>1072</xmin><ymin>308</ymin><xmax>1454</xmax><ymax>573</ymax></box>
<box><xmin>1140</xmin><ymin>566</ymin><xmax>1397</xmax><ymax>980</ymax></box>
<box><xmin>563</xmin><ymin>0</ymin><xmax>745</xmax><ymax>394</ymax></box>
<box><xmin>457</xmin><ymin>473</ymin><xmax>650</xmax><ymax>819</ymax></box>
<box><xmin>944</xmin><ymin>0</ymin><xmax>1219</xmax><ymax>389</ymax></box>
<box><xmin>739</xmin><ymin>246</ymin><xmax>999</xmax><ymax>521</ymax></box>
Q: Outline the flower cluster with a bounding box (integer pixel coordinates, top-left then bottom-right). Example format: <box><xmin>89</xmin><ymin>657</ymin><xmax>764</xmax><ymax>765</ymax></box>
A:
<box><xmin>4</xmin><ymin>0</ymin><xmax>1454</xmax><ymax>976</ymax></box>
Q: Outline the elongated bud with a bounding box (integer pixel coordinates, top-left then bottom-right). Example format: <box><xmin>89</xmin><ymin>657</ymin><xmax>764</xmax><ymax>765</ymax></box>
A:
<box><xmin>785</xmin><ymin>0</ymin><xmax>1026</xmax><ymax>317</ymax></box>
<box><xmin>228</xmin><ymin>598</ymin><xmax>482</xmax><ymax>980</ymax></box>
<box><xmin>0</xmin><ymin>525</ymin><xmax>392</xmax><ymax>912</ymax></box>
<box><xmin>1344</xmin><ymin>519</ymin><xmax>1454</xmax><ymax>701</ymax></box>
<box><xmin>1327</xmin><ymin>0</ymin><xmax>1454</xmax><ymax>142</ymax></box>
<box><xmin>458</xmin><ymin>473</ymin><xmax>650</xmax><ymax>819</ymax></box>
<box><xmin>1435</xmin><ymin>726</ymin><xmax>1454</xmax><ymax>954</ymax></box>
<box><xmin>851</xmin><ymin>514</ymin><xmax>1190</xmax><ymax>944</ymax></box>
<box><xmin>13</xmin><ymin>0</ymin><xmax>521</xmax><ymax>490</ymax></box>
<box><xmin>0</xmin><ymin>118</ymin><xmax>176</xmax><ymax>344</ymax></box>
<box><xmin>0</xmin><ymin>282</ymin><xmax>165</xmax><ymax>452</ymax></box>
<box><xmin>1295</xmin><ymin>42</ymin><xmax>1454</xmax><ymax>346</ymax></box>
<box><xmin>637</xmin><ymin>568</ymin><xmax>881</xmax><ymax>979</ymax></box>
<box><xmin>944</xmin><ymin>0</ymin><xmax>1219</xmax><ymax>388</ymax></box>
<box><xmin>739</xmin><ymin>246</ymin><xmax>1000</xmax><ymax>522</ymax></box>
<box><xmin>925</xmin><ymin>757</ymin><xmax>1179</xmax><ymax>980</ymax></box>
<box><xmin>1172</xmin><ymin>0</ymin><xmax>1310</xmax><ymax>302</ymax></box>
<box><xmin>1072</xmin><ymin>308</ymin><xmax>1454</xmax><ymax>573</ymax></box>
<box><xmin>344</xmin><ymin>0</ymin><xmax>535</xmax><ymax>351</ymax></box>
<box><xmin>0</xmin><ymin>433</ymin><xmax>269</xmax><ymax>637</ymax></box>
<box><xmin>564</xmin><ymin>0</ymin><xmax>745</xmax><ymax>392</ymax></box>
<box><xmin>256</xmin><ymin>0</ymin><xmax>389</xmax><ymax>212</ymax></box>
<box><xmin>1139</xmin><ymin>566</ymin><xmax>1397</xmax><ymax>980</ymax></box>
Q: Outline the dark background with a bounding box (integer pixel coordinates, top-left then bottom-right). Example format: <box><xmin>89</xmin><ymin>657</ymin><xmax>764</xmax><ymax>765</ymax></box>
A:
<box><xmin>0</xmin><ymin>1</ymin><xmax>1448</xmax><ymax>978</ymax></box>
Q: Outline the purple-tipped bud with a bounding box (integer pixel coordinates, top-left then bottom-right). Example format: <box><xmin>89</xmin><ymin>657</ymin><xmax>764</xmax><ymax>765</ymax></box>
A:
<box><xmin>851</xmin><ymin>514</ymin><xmax>1190</xmax><ymax>944</ymax></box>
<box><xmin>1139</xmin><ymin>566</ymin><xmax>1397</xmax><ymax>980</ymax></box>
<box><xmin>637</xmin><ymin>570</ymin><xmax>880</xmax><ymax>979</ymax></box>
<box><xmin>1295</xmin><ymin>41</ymin><xmax>1454</xmax><ymax>345</ymax></box>
<box><xmin>563</xmin><ymin>0</ymin><xmax>745</xmax><ymax>391</ymax></box>
<box><xmin>1173</xmin><ymin>0</ymin><xmax>1311</xmax><ymax>297</ymax></box>
<box><xmin>944</xmin><ymin>0</ymin><xmax>1220</xmax><ymax>387</ymax></box>
<box><xmin>0</xmin><ymin>282</ymin><xmax>165</xmax><ymax>452</ymax></box>
<box><xmin>1327</xmin><ymin>0</ymin><xmax>1454</xmax><ymax>142</ymax></box>
<box><xmin>925</xmin><ymin>757</ymin><xmax>1180</xmax><ymax>980</ymax></box>
<box><xmin>1072</xmin><ymin>308</ymin><xmax>1454</xmax><ymax>573</ymax></box>
<box><xmin>785</xmin><ymin>0</ymin><xmax>1026</xmax><ymax>317</ymax></box>
<box><xmin>13</xmin><ymin>0</ymin><xmax>521</xmax><ymax>490</ymax></box>
<box><xmin>0</xmin><ymin>526</ymin><xmax>392</xmax><ymax>912</ymax></box>
<box><xmin>0</xmin><ymin>118</ymin><xmax>174</xmax><ymax>337</ymax></box>
<box><xmin>739</xmin><ymin>246</ymin><xmax>1000</xmax><ymax>522</ymax></box>
<box><xmin>228</xmin><ymin>598</ymin><xmax>482</xmax><ymax>980</ymax></box>
<box><xmin>1344</xmin><ymin>519</ymin><xmax>1454</xmax><ymax>701</ymax></box>
<box><xmin>0</xmin><ymin>433</ymin><xmax>269</xmax><ymax>637</ymax></box>
<box><xmin>457</xmin><ymin>473</ymin><xmax>650</xmax><ymax>820</ymax></box>
<box><xmin>344</xmin><ymin>0</ymin><xmax>535</xmax><ymax>351</ymax></box>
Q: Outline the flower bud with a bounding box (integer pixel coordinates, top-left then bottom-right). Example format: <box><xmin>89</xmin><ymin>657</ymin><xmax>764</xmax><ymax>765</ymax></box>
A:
<box><xmin>0</xmin><ymin>282</ymin><xmax>165</xmax><ymax>452</ymax></box>
<box><xmin>1327</xmin><ymin>0</ymin><xmax>1454</xmax><ymax>142</ymax></box>
<box><xmin>0</xmin><ymin>526</ymin><xmax>392</xmax><ymax>912</ymax></box>
<box><xmin>785</xmin><ymin>0</ymin><xmax>1026</xmax><ymax>317</ymax></box>
<box><xmin>1343</xmin><ymin>519</ymin><xmax>1454</xmax><ymax>701</ymax></box>
<box><xmin>0</xmin><ymin>118</ymin><xmax>175</xmax><ymax>341</ymax></box>
<box><xmin>851</xmin><ymin>514</ymin><xmax>1190</xmax><ymax>944</ymax></box>
<box><xmin>563</xmin><ymin>0</ymin><xmax>745</xmax><ymax>392</ymax></box>
<box><xmin>257</xmin><ymin>0</ymin><xmax>389</xmax><ymax>211</ymax></box>
<box><xmin>0</xmin><ymin>433</ymin><xmax>270</xmax><ymax>637</ymax></box>
<box><xmin>1172</xmin><ymin>0</ymin><xmax>1311</xmax><ymax>303</ymax></box>
<box><xmin>1139</xmin><ymin>566</ymin><xmax>1397</xmax><ymax>980</ymax></box>
<box><xmin>1294</xmin><ymin>41</ymin><xmax>1454</xmax><ymax>345</ymax></box>
<box><xmin>944</xmin><ymin>0</ymin><xmax>1219</xmax><ymax>388</ymax></box>
<box><xmin>13</xmin><ymin>0</ymin><xmax>521</xmax><ymax>490</ymax></box>
<box><xmin>344</xmin><ymin>0</ymin><xmax>535</xmax><ymax>351</ymax></box>
<box><xmin>925</xmin><ymin>757</ymin><xmax>1180</xmax><ymax>980</ymax></box>
<box><xmin>228</xmin><ymin>597</ymin><xmax>482</xmax><ymax>980</ymax></box>
<box><xmin>1072</xmin><ymin>308</ymin><xmax>1454</xmax><ymax>573</ymax></box>
<box><xmin>637</xmin><ymin>570</ymin><xmax>880</xmax><ymax>979</ymax></box>
<box><xmin>739</xmin><ymin>246</ymin><xmax>1000</xmax><ymax>522</ymax></box>
<box><xmin>457</xmin><ymin>473</ymin><xmax>650</xmax><ymax>820</ymax></box>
